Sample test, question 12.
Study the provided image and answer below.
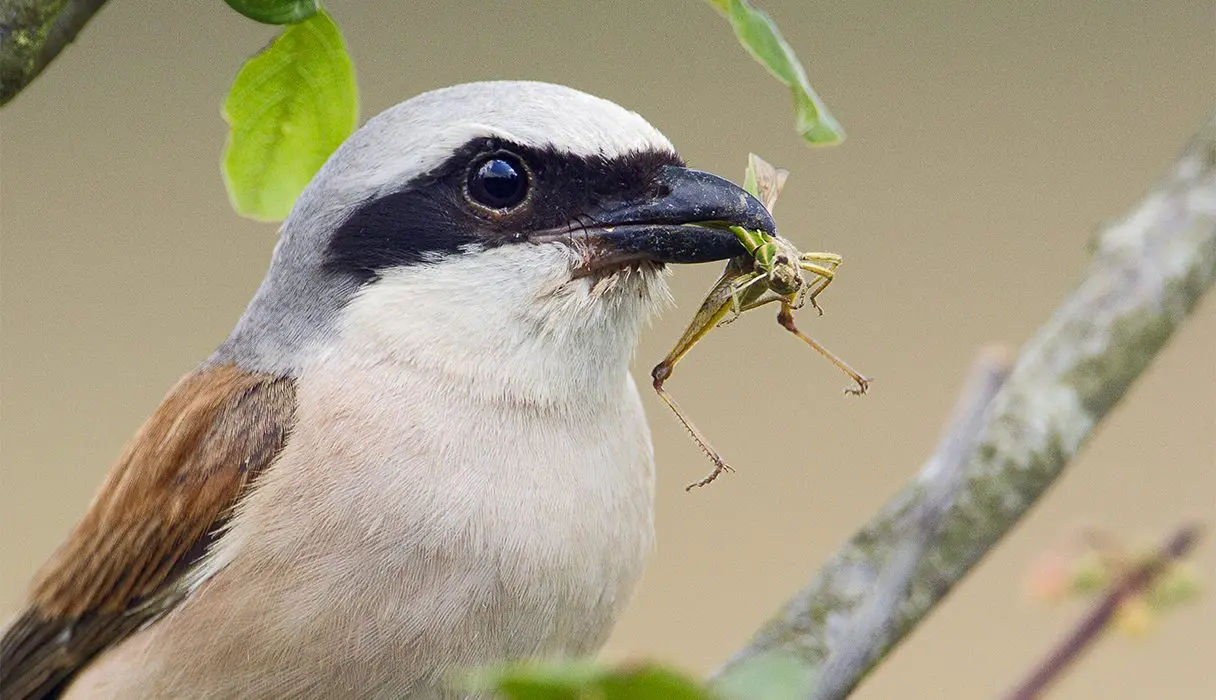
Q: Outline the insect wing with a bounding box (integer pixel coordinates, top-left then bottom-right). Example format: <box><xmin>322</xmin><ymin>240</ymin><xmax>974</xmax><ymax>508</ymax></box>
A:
<box><xmin>746</xmin><ymin>153</ymin><xmax>790</xmax><ymax>213</ymax></box>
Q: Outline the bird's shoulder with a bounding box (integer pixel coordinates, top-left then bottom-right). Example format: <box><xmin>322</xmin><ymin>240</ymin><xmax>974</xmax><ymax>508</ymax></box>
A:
<box><xmin>0</xmin><ymin>363</ymin><xmax>297</xmax><ymax>700</ymax></box>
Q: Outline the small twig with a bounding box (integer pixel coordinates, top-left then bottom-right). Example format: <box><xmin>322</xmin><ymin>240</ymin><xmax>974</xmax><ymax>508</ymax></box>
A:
<box><xmin>1</xmin><ymin>0</ymin><xmax>110</xmax><ymax>106</ymax></box>
<box><xmin>810</xmin><ymin>347</ymin><xmax>1011</xmax><ymax>700</ymax></box>
<box><xmin>1002</xmin><ymin>524</ymin><xmax>1204</xmax><ymax>700</ymax></box>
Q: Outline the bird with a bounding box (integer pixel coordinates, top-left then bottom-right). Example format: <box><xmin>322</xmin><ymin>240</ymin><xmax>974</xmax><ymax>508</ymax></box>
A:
<box><xmin>0</xmin><ymin>81</ymin><xmax>774</xmax><ymax>699</ymax></box>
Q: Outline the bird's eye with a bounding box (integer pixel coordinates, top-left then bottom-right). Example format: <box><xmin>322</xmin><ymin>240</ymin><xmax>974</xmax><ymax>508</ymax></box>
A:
<box><xmin>466</xmin><ymin>153</ymin><xmax>529</xmax><ymax>210</ymax></box>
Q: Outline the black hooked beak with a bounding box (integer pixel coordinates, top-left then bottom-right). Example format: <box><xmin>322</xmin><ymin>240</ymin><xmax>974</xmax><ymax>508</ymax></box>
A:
<box><xmin>573</xmin><ymin>165</ymin><xmax>776</xmax><ymax>267</ymax></box>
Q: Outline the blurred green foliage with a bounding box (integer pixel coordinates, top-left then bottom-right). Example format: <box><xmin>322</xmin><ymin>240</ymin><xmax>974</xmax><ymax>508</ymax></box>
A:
<box><xmin>464</xmin><ymin>651</ymin><xmax>814</xmax><ymax>700</ymax></box>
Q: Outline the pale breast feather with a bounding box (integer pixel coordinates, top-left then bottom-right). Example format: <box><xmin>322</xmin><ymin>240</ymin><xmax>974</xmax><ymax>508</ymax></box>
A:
<box><xmin>0</xmin><ymin>365</ymin><xmax>297</xmax><ymax>700</ymax></box>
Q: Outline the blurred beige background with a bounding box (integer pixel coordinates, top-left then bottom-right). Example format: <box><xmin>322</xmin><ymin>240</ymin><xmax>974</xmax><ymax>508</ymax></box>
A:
<box><xmin>2</xmin><ymin>1</ymin><xmax>1213</xmax><ymax>697</ymax></box>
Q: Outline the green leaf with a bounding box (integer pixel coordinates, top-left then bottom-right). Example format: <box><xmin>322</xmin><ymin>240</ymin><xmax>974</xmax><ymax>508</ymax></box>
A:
<box><xmin>711</xmin><ymin>651</ymin><xmax>816</xmax><ymax>700</ymax></box>
<box><xmin>463</xmin><ymin>660</ymin><xmax>605</xmax><ymax>698</ymax></box>
<box><xmin>705</xmin><ymin>0</ymin><xmax>845</xmax><ymax>145</ymax></box>
<box><xmin>599</xmin><ymin>665</ymin><xmax>708</xmax><ymax>700</ymax></box>
<box><xmin>463</xmin><ymin>660</ymin><xmax>711</xmax><ymax>700</ymax></box>
<box><xmin>224</xmin><ymin>0</ymin><xmax>319</xmax><ymax>25</ymax></box>
<box><xmin>221</xmin><ymin>8</ymin><xmax>358</xmax><ymax>221</ymax></box>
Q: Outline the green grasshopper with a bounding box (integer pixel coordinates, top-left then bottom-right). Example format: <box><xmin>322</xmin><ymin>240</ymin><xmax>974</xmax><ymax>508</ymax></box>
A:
<box><xmin>652</xmin><ymin>154</ymin><xmax>870</xmax><ymax>490</ymax></box>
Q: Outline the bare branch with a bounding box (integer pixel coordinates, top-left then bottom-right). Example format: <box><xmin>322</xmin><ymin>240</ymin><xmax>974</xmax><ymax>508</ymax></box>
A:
<box><xmin>0</xmin><ymin>0</ymin><xmax>109</xmax><ymax>107</ymax></box>
<box><xmin>712</xmin><ymin>114</ymin><xmax>1216</xmax><ymax>699</ymax></box>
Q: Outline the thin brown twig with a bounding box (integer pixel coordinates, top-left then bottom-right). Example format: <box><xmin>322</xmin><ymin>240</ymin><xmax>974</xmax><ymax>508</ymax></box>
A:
<box><xmin>1002</xmin><ymin>524</ymin><xmax>1204</xmax><ymax>700</ymax></box>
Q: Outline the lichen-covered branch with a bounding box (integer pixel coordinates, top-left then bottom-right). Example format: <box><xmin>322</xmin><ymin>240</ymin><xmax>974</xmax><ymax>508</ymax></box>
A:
<box><xmin>712</xmin><ymin>114</ymin><xmax>1216</xmax><ymax>699</ymax></box>
<box><xmin>808</xmin><ymin>348</ymin><xmax>1011</xmax><ymax>700</ymax></box>
<box><xmin>0</xmin><ymin>0</ymin><xmax>108</xmax><ymax>106</ymax></box>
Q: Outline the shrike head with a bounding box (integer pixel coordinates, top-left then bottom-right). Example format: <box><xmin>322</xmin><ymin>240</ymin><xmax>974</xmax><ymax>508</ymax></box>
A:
<box><xmin>214</xmin><ymin>81</ymin><xmax>774</xmax><ymax>398</ymax></box>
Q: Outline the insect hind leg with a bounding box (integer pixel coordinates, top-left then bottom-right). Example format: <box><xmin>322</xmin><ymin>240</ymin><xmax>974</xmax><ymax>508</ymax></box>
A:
<box><xmin>721</xmin><ymin>271</ymin><xmax>768</xmax><ymax>326</ymax></box>
<box><xmin>651</xmin><ymin>367</ymin><xmax>735</xmax><ymax>490</ymax></box>
<box><xmin>776</xmin><ymin>303</ymin><xmax>871</xmax><ymax>396</ymax></box>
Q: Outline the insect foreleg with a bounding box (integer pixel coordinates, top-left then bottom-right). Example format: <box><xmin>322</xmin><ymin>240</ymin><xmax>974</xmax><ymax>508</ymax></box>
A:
<box><xmin>800</xmin><ymin>252</ymin><xmax>843</xmax><ymax>267</ymax></box>
<box><xmin>798</xmin><ymin>259</ymin><xmax>840</xmax><ymax>314</ymax></box>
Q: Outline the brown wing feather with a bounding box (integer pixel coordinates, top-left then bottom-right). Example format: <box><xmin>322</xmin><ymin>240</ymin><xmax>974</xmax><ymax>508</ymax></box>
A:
<box><xmin>0</xmin><ymin>364</ymin><xmax>297</xmax><ymax>700</ymax></box>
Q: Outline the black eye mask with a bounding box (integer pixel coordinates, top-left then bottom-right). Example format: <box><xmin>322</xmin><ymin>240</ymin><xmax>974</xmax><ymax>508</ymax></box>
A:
<box><xmin>324</xmin><ymin>137</ymin><xmax>684</xmax><ymax>282</ymax></box>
